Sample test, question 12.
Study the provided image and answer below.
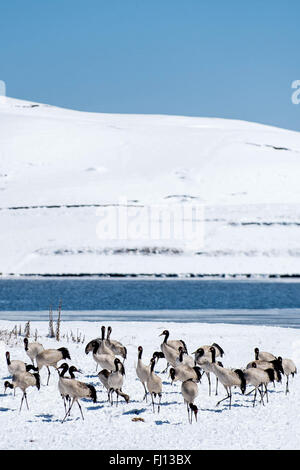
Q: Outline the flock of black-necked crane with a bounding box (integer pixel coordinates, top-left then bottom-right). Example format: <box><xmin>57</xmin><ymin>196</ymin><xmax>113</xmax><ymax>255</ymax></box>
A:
<box><xmin>3</xmin><ymin>326</ymin><xmax>297</xmax><ymax>424</ymax></box>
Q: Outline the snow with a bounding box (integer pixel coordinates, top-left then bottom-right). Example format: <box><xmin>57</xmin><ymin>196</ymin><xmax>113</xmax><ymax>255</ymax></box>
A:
<box><xmin>0</xmin><ymin>319</ymin><xmax>299</xmax><ymax>450</ymax></box>
<box><xmin>0</xmin><ymin>96</ymin><xmax>300</xmax><ymax>276</ymax></box>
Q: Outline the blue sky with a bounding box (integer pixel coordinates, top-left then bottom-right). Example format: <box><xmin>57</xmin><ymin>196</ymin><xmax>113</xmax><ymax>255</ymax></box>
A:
<box><xmin>1</xmin><ymin>0</ymin><xmax>300</xmax><ymax>130</ymax></box>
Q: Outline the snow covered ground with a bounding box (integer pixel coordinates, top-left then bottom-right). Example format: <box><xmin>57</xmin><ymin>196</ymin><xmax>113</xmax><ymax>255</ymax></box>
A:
<box><xmin>0</xmin><ymin>319</ymin><xmax>299</xmax><ymax>450</ymax></box>
<box><xmin>1</xmin><ymin>96</ymin><xmax>300</xmax><ymax>276</ymax></box>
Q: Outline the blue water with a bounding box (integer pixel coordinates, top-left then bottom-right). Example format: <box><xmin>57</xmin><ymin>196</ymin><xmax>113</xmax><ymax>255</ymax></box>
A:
<box><xmin>0</xmin><ymin>278</ymin><xmax>300</xmax><ymax>327</ymax></box>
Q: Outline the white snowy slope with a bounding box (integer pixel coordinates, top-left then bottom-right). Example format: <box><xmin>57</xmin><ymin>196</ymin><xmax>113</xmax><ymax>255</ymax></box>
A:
<box><xmin>0</xmin><ymin>96</ymin><xmax>300</xmax><ymax>276</ymax></box>
<box><xmin>0</xmin><ymin>319</ymin><xmax>299</xmax><ymax>450</ymax></box>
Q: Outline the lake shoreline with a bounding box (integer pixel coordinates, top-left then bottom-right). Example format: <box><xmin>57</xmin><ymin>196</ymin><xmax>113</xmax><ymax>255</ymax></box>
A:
<box><xmin>1</xmin><ymin>273</ymin><xmax>300</xmax><ymax>281</ymax></box>
<box><xmin>1</xmin><ymin>308</ymin><xmax>300</xmax><ymax>328</ymax></box>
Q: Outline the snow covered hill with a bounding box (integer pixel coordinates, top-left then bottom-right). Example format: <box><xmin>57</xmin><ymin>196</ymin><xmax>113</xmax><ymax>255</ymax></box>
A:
<box><xmin>0</xmin><ymin>96</ymin><xmax>300</xmax><ymax>276</ymax></box>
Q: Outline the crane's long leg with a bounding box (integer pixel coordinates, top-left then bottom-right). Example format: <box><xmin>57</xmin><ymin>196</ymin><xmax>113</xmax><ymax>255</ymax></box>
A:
<box><xmin>46</xmin><ymin>366</ymin><xmax>51</xmax><ymax>386</ymax></box>
<box><xmin>19</xmin><ymin>392</ymin><xmax>29</xmax><ymax>412</ymax></box>
<box><xmin>206</xmin><ymin>373</ymin><xmax>211</xmax><ymax>396</ymax></box>
<box><xmin>259</xmin><ymin>386</ymin><xmax>265</xmax><ymax>406</ymax></box>
<box><xmin>62</xmin><ymin>396</ymin><xmax>72</xmax><ymax>415</ymax></box>
<box><xmin>62</xmin><ymin>398</ymin><xmax>75</xmax><ymax>423</ymax></box>
<box><xmin>143</xmin><ymin>383</ymin><xmax>148</xmax><ymax>402</ymax></box>
<box><xmin>61</xmin><ymin>395</ymin><xmax>67</xmax><ymax>413</ymax></box>
<box><xmin>77</xmin><ymin>400</ymin><xmax>84</xmax><ymax>420</ymax></box>
<box><xmin>187</xmin><ymin>405</ymin><xmax>191</xmax><ymax>424</ymax></box>
<box><xmin>109</xmin><ymin>389</ymin><xmax>112</xmax><ymax>405</ymax></box>
<box><xmin>24</xmin><ymin>392</ymin><xmax>29</xmax><ymax>410</ymax></box>
<box><xmin>158</xmin><ymin>393</ymin><xmax>161</xmax><ymax>414</ymax></box>
<box><xmin>216</xmin><ymin>387</ymin><xmax>231</xmax><ymax>407</ymax></box>
<box><xmin>215</xmin><ymin>377</ymin><xmax>219</xmax><ymax>396</ymax></box>
<box><xmin>265</xmin><ymin>384</ymin><xmax>269</xmax><ymax>403</ymax></box>
<box><xmin>151</xmin><ymin>393</ymin><xmax>155</xmax><ymax>413</ymax></box>
<box><xmin>19</xmin><ymin>393</ymin><xmax>25</xmax><ymax>412</ymax></box>
<box><xmin>253</xmin><ymin>388</ymin><xmax>257</xmax><ymax>407</ymax></box>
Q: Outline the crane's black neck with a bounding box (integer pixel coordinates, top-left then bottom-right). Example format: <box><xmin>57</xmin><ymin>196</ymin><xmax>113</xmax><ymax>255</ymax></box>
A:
<box><xmin>178</xmin><ymin>349</ymin><xmax>184</xmax><ymax>362</ymax></box>
<box><xmin>69</xmin><ymin>367</ymin><xmax>77</xmax><ymax>379</ymax></box>
<box><xmin>59</xmin><ymin>363</ymin><xmax>69</xmax><ymax>377</ymax></box>
<box><xmin>26</xmin><ymin>364</ymin><xmax>38</xmax><ymax>372</ymax></box>
<box><xmin>101</xmin><ymin>327</ymin><xmax>106</xmax><ymax>341</ymax></box>
<box><xmin>107</xmin><ymin>327</ymin><xmax>112</xmax><ymax>340</ymax></box>
<box><xmin>210</xmin><ymin>347</ymin><xmax>216</xmax><ymax>363</ymax></box>
<box><xmin>163</xmin><ymin>331</ymin><xmax>169</xmax><ymax>343</ymax></box>
<box><xmin>150</xmin><ymin>359</ymin><xmax>155</xmax><ymax>372</ymax></box>
<box><xmin>93</xmin><ymin>342</ymin><xmax>100</xmax><ymax>354</ymax></box>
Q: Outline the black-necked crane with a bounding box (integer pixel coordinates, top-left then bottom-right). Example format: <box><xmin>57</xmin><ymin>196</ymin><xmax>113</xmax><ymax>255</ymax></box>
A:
<box><xmin>86</xmin><ymin>325</ymin><xmax>113</xmax><ymax>352</ymax></box>
<box><xmin>210</xmin><ymin>346</ymin><xmax>246</xmax><ymax>409</ymax></box>
<box><xmin>23</xmin><ymin>338</ymin><xmax>44</xmax><ymax>365</ymax></box>
<box><xmin>36</xmin><ymin>347</ymin><xmax>71</xmax><ymax>385</ymax></box>
<box><xmin>159</xmin><ymin>330</ymin><xmax>188</xmax><ymax>353</ymax></box>
<box><xmin>85</xmin><ymin>325</ymin><xmax>105</xmax><ymax>354</ymax></box>
<box><xmin>61</xmin><ymin>367</ymin><xmax>97</xmax><ymax>422</ymax></box>
<box><xmin>147</xmin><ymin>357</ymin><xmax>162</xmax><ymax>413</ymax></box>
<box><xmin>243</xmin><ymin>365</ymin><xmax>275</xmax><ymax>406</ymax></box>
<box><xmin>85</xmin><ymin>326</ymin><xmax>127</xmax><ymax>363</ymax></box>
<box><xmin>192</xmin><ymin>347</ymin><xmax>223</xmax><ymax>396</ymax></box>
<box><xmin>193</xmin><ymin>342</ymin><xmax>224</xmax><ymax>358</ymax></box>
<box><xmin>175</xmin><ymin>347</ymin><xmax>195</xmax><ymax>368</ymax></box>
<box><xmin>169</xmin><ymin>364</ymin><xmax>201</xmax><ymax>384</ymax></box>
<box><xmin>107</xmin><ymin>358</ymin><xmax>128</xmax><ymax>405</ymax></box>
<box><xmin>246</xmin><ymin>357</ymin><xmax>284</xmax><ymax>384</ymax></box>
<box><xmin>57</xmin><ymin>363</ymin><xmax>81</xmax><ymax>413</ymax></box>
<box><xmin>5</xmin><ymin>351</ymin><xmax>37</xmax><ymax>376</ymax></box>
<box><xmin>98</xmin><ymin>367</ymin><xmax>130</xmax><ymax>404</ymax></box>
<box><xmin>87</xmin><ymin>340</ymin><xmax>115</xmax><ymax>371</ymax></box>
<box><xmin>159</xmin><ymin>330</ymin><xmax>184</xmax><ymax>373</ymax></box>
<box><xmin>281</xmin><ymin>357</ymin><xmax>297</xmax><ymax>394</ymax></box>
<box><xmin>4</xmin><ymin>370</ymin><xmax>40</xmax><ymax>412</ymax></box>
<box><xmin>106</xmin><ymin>326</ymin><xmax>127</xmax><ymax>362</ymax></box>
<box><xmin>181</xmin><ymin>378</ymin><xmax>199</xmax><ymax>424</ymax></box>
<box><xmin>84</xmin><ymin>326</ymin><xmax>106</xmax><ymax>371</ymax></box>
<box><xmin>254</xmin><ymin>347</ymin><xmax>277</xmax><ymax>362</ymax></box>
<box><xmin>136</xmin><ymin>346</ymin><xmax>150</xmax><ymax>401</ymax></box>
